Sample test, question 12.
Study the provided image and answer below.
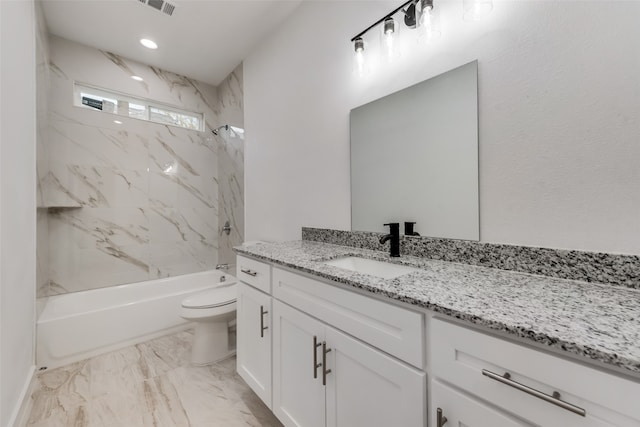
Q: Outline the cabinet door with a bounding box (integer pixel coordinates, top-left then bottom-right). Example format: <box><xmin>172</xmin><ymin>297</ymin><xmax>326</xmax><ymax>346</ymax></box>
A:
<box><xmin>325</xmin><ymin>327</ymin><xmax>426</xmax><ymax>427</ymax></box>
<box><xmin>273</xmin><ymin>300</ymin><xmax>326</xmax><ymax>427</ymax></box>
<box><xmin>432</xmin><ymin>380</ymin><xmax>532</xmax><ymax>427</ymax></box>
<box><xmin>237</xmin><ymin>282</ymin><xmax>272</xmax><ymax>408</ymax></box>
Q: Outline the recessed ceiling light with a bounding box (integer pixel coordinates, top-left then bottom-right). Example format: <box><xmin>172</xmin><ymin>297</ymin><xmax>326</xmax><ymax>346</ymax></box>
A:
<box><xmin>131</xmin><ymin>75</ymin><xmax>144</xmax><ymax>81</ymax></box>
<box><xmin>140</xmin><ymin>38</ymin><xmax>158</xmax><ymax>49</ymax></box>
<box><xmin>114</xmin><ymin>120</ymin><xmax>123</xmax><ymax>125</ymax></box>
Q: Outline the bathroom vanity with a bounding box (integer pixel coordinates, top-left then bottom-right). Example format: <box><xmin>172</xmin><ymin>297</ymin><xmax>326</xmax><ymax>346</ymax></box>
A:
<box><xmin>235</xmin><ymin>241</ymin><xmax>640</xmax><ymax>427</ymax></box>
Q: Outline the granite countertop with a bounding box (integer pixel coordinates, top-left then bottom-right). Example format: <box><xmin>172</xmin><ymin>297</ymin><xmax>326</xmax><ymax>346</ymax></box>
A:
<box><xmin>235</xmin><ymin>240</ymin><xmax>640</xmax><ymax>377</ymax></box>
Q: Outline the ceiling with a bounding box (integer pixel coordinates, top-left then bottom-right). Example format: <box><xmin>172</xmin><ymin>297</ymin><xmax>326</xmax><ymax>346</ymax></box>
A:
<box><xmin>40</xmin><ymin>0</ymin><xmax>303</xmax><ymax>86</ymax></box>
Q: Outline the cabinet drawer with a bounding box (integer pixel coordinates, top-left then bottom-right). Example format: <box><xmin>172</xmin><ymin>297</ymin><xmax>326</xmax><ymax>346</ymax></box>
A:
<box><xmin>431</xmin><ymin>318</ymin><xmax>640</xmax><ymax>427</ymax></box>
<box><xmin>273</xmin><ymin>267</ymin><xmax>424</xmax><ymax>368</ymax></box>
<box><xmin>237</xmin><ymin>255</ymin><xmax>271</xmax><ymax>293</ymax></box>
<box><xmin>432</xmin><ymin>380</ymin><xmax>531</xmax><ymax>427</ymax></box>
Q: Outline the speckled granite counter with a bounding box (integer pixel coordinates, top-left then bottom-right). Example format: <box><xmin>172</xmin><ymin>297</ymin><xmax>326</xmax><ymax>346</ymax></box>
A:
<box><xmin>235</xmin><ymin>240</ymin><xmax>640</xmax><ymax>377</ymax></box>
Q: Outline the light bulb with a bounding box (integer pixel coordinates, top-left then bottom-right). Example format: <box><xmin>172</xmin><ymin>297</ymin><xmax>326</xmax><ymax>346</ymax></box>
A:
<box><xmin>418</xmin><ymin>0</ymin><xmax>441</xmax><ymax>42</ymax></box>
<box><xmin>353</xmin><ymin>37</ymin><xmax>369</xmax><ymax>77</ymax></box>
<box><xmin>463</xmin><ymin>0</ymin><xmax>493</xmax><ymax>21</ymax></box>
<box><xmin>140</xmin><ymin>38</ymin><xmax>158</xmax><ymax>49</ymax></box>
<box><xmin>380</xmin><ymin>17</ymin><xmax>399</xmax><ymax>63</ymax></box>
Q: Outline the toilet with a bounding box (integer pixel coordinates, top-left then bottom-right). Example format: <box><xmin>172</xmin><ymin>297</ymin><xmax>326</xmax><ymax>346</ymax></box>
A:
<box><xmin>180</xmin><ymin>282</ymin><xmax>237</xmax><ymax>365</ymax></box>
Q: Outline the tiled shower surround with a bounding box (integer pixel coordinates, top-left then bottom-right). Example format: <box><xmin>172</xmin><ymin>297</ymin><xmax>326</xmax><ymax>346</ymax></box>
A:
<box><xmin>35</xmin><ymin>0</ymin><xmax>51</xmax><ymax>298</ymax></box>
<box><xmin>302</xmin><ymin>227</ymin><xmax>640</xmax><ymax>289</ymax></box>
<box><xmin>37</xmin><ymin>36</ymin><xmax>244</xmax><ymax>297</ymax></box>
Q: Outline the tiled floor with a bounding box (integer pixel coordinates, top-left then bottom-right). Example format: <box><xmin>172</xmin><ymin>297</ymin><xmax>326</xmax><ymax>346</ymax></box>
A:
<box><xmin>26</xmin><ymin>329</ymin><xmax>283</xmax><ymax>426</ymax></box>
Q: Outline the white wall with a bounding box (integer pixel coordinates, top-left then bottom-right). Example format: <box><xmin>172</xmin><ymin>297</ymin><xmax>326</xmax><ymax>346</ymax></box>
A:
<box><xmin>0</xmin><ymin>0</ymin><xmax>37</xmax><ymax>424</ymax></box>
<box><xmin>244</xmin><ymin>0</ymin><xmax>640</xmax><ymax>255</ymax></box>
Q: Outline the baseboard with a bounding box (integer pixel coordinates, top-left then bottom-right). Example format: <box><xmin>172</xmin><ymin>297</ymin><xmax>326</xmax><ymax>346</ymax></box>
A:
<box><xmin>8</xmin><ymin>365</ymin><xmax>36</xmax><ymax>427</ymax></box>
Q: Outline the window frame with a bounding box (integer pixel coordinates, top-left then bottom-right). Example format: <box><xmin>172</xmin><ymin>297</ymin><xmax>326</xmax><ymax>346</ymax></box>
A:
<box><xmin>73</xmin><ymin>82</ymin><xmax>205</xmax><ymax>132</ymax></box>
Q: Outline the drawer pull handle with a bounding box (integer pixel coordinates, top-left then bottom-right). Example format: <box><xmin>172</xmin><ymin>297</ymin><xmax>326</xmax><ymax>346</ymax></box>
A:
<box><xmin>436</xmin><ymin>408</ymin><xmax>447</xmax><ymax>427</ymax></box>
<box><xmin>241</xmin><ymin>268</ymin><xmax>258</xmax><ymax>277</ymax></box>
<box><xmin>482</xmin><ymin>369</ymin><xmax>586</xmax><ymax>417</ymax></box>
<box><xmin>322</xmin><ymin>341</ymin><xmax>332</xmax><ymax>386</ymax></box>
<box><xmin>260</xmin><ymin>305</ymin><xmax>268</xmax><ymax>338</ymax></box>
<box><xmin>313</xmin><ymin>336</ymin><xmax>322</xmax><ymax>379</ymax></box>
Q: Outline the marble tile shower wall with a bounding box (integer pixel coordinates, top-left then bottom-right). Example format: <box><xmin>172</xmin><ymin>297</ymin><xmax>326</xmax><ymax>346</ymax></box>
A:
<box><xmin>35</xmin><ymin>1</ymin><xmax>51</xmax><ymax>299</ymax></box>
<box><xmin>215</xmin><ymin>66</ymin><xmax>245</xmax><ymax>267</ymax></box>
<box><xmin>38</xmin><ymin>36</ymin><xmax>244</xmax><ymax>297</ymax></box>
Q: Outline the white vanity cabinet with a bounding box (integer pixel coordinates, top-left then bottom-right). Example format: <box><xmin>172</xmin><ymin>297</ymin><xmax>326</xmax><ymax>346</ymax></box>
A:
<box><xmin>237</xmin><ymin>255</ymin><xmax>271</xmax><ymax>293</ymax></box>
<box><xmin>431</xmin><ymin>380</ymin><xmax>531</xmax><ymax>427</ymax></box>
<box><xmin>237</xmin><ymin>256</ymin><xmax>426</xmax><ymax>427</ymax></box>
<box><xmin>272</xmin><ymin>299</ymin><xmax>426</xmax><ymax>427</ymax></box>
<box><xmin>324</xmin><ymin>324</ymin><xmax>426</xmax><ymax>427</ymax></box>
<box><xmin>430</xmin><ymin>318</ymin><xmax>640</xmax><ymax>427</ymax></box>
<box><xmin>237</xmin><ymin>281</ymin><xmax>272</xmax><ymax>408</ymax></box>
<box><xmin>272</xmin><ymin>299</ymin><xmax>326</xmax><ymax>427</ymax></box>
<box><xmin>236</xmin><ymin>253</ymin><xmax>640</xmax><ymax>427</ymax></box>
<box><xmin>236</xmin><ymin>256</ymin><xmax>273</xmax><ymax>409</ymax></box>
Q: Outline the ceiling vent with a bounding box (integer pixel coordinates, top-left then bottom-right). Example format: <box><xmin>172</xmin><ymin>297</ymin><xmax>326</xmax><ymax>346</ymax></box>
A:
<box><xmin>137</xmin><ymin>0</ymin><xmax>176</xmax><ymax>17</ymax></box>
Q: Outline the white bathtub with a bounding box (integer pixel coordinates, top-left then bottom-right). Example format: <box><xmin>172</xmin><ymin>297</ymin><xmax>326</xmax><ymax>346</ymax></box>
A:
<box><xmin>37</xmin><ymin>270</ymin><xmax>235</xmax><ymax>369</ymax></box>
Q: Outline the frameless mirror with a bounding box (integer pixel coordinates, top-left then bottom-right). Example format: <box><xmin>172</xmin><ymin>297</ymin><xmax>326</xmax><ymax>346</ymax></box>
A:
<box><xmin>350</xmin><ymin>61</ymin><xmax>479</xmax><ymax>240</ymax></box>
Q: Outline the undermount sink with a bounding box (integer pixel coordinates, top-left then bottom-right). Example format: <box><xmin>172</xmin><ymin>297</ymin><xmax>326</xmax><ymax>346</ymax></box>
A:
<box><xmin>323</xmin><ymin>256</ymin><xmax>418</xmax><ymax>280</ymax></box>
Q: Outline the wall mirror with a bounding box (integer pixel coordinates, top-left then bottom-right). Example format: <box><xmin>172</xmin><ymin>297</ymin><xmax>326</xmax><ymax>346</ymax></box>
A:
<box><xmin>350</xmin><ymin>60</ymin><xmax>479</xmax><ymax>240</ymax></box>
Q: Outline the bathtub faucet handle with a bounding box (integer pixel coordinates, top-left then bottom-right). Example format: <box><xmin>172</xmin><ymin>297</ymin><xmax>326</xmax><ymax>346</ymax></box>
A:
<box><xmin>215</xmin><ymin>264</ymin><xmax>230</xmax><ymax>271</ymax></box>
<box><xmin>221</xmin><ymin>221</ymin><xmax>232</xmax><ymax>236</ymax></box>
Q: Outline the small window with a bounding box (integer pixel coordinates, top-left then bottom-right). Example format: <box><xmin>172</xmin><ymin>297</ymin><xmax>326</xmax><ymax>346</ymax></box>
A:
<box><xmin>149</xmin><ymin>106</ymin><xmax>201</xmax><ymax>131</ymax></box>
<box><xmin>74</xmin><ymin>82</ymin><xmax>204</xmax><ymax>132</ymax></box>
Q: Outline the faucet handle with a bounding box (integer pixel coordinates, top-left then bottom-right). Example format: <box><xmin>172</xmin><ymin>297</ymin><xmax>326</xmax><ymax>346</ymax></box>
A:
<box><xmin>404</xmin><ymin>222</ymin><xmax>420</xmax><ymax>236</ymax></box>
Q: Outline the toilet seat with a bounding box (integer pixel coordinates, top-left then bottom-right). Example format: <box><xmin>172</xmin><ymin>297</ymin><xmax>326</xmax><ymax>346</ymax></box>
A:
<box><xmin>182</xmin><ymin>284</ymin><xmax>237</xmax><ymax>309</ymax></box>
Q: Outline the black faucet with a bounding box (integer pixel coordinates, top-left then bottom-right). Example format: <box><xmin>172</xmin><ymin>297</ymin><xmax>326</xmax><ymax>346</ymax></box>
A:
<box><xmin>404</xmin><ymin>221</ymin><xmax>420</xmax><ymax>236</ymax></box>
<box><xmin>379</xmin><ymin>223</ymin><xmax>400</xmax><ymax>257</ymax></box>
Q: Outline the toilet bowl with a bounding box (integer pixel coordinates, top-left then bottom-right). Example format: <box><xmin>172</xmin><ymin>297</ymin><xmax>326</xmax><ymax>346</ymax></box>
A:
<box><xmin>180</xmin><ymin>283</ymin><xmax>237</xmax><ymax>365</ymax></box>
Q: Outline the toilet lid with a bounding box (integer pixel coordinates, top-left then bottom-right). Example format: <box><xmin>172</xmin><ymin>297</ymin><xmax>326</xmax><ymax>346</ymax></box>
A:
<box><xmin>181</xmin><ymin>284</ymin><xmax>237</xmax><ymax>309</ymax></box>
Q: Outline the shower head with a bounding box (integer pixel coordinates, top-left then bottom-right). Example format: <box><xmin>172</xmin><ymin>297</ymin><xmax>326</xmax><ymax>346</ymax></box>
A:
<box><xmin>212</xmin><ymin>124</ymin><xmax>228</xmax><ymax>135</ymax></box>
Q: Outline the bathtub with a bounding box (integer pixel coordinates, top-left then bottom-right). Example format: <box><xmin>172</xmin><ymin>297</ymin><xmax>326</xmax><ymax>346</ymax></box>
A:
<box><xmin>37</xmin><ymin>270</ymin><xmax>235</xmax><ymax>370</ymax></box>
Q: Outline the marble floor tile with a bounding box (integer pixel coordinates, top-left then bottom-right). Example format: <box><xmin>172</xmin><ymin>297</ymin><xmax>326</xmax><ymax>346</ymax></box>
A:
<box><xmin>134</xmin><ymin>330</ymin><xmax>194</xmax><ymax>378</ymax></box>
<box><xmin>29</xmin><ymin>359</ymin><xmax>91</xmax><ymax>424</ymax></box>
<box><xmin>26</xmin><ymin>329</ymin><xmax>282</xmax><ymax>427</ymax></box>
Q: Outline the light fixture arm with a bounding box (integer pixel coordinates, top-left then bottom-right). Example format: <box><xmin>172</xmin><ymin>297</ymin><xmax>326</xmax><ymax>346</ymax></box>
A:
<box><xmin>350</xmin><ymin>0</ymin><xmax>418</xmax><ymax>42</ymax></box>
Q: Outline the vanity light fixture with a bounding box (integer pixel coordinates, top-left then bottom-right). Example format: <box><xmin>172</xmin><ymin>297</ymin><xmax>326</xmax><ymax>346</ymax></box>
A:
<box><xmin>350</xmin><ymin>0</ymin><xmax>434</xmax><ymax>75</ymax></box>
<box><xmin>350</xmin><ymin>0</ymin><xmax>491</xmax><ymax>75</ymax></box>
<box><xmin>417</xmin><ymin>0</ymin><xmax>441</xmax><ymax>42</ymax></box>
<box><xmin>380</xmin><ymin>17</ymin><xmax>399</xmax><ymax>62</ymax></box>
<box><xmin>350</xmin><ymin>0</ymin><xmax>415</xmax><ymax>47</ymax></box>
<box><xmin>140</xmin><ymin>38</ymin><xmax>158</xmax><ymax>49</ymax></box>
<box><xmin>131</xmin><ymin>75</ymin><xmax>144</xmax><ymax>81</ymax></box>
<box><xmin>353</xmin><ymin>37</ymin><xmax>368</xmax><ymax>77</ymax></box>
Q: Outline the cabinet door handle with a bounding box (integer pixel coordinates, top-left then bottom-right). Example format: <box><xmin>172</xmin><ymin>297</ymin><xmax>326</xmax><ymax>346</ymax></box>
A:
<box><xmin>313</xmin><ymin>336</ymin><xmax>322</xmax><ymax>379</ymax></box>
<box><xmin>436</xmin><ymin>408</ymin><xmax>448</xmax><ymax>427</ymax></box>
<box><xmin>322</xmin><ymin>341</ymin><xmax>332</xmax><ymax>386</ymax></box>
<box><xmin>260</xmin><ymin>305</ymin><xmax>268</xmax><ymax>338</ymax></box>
<box><xmin>482</xmin><ymin>369</ymin><xmax>586</xmax><ymax>417</ymax></box>
<box><xmin>241</xmin><ymin>268</ymin><xmax>257</xmax><ymax>277</ymax></box>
